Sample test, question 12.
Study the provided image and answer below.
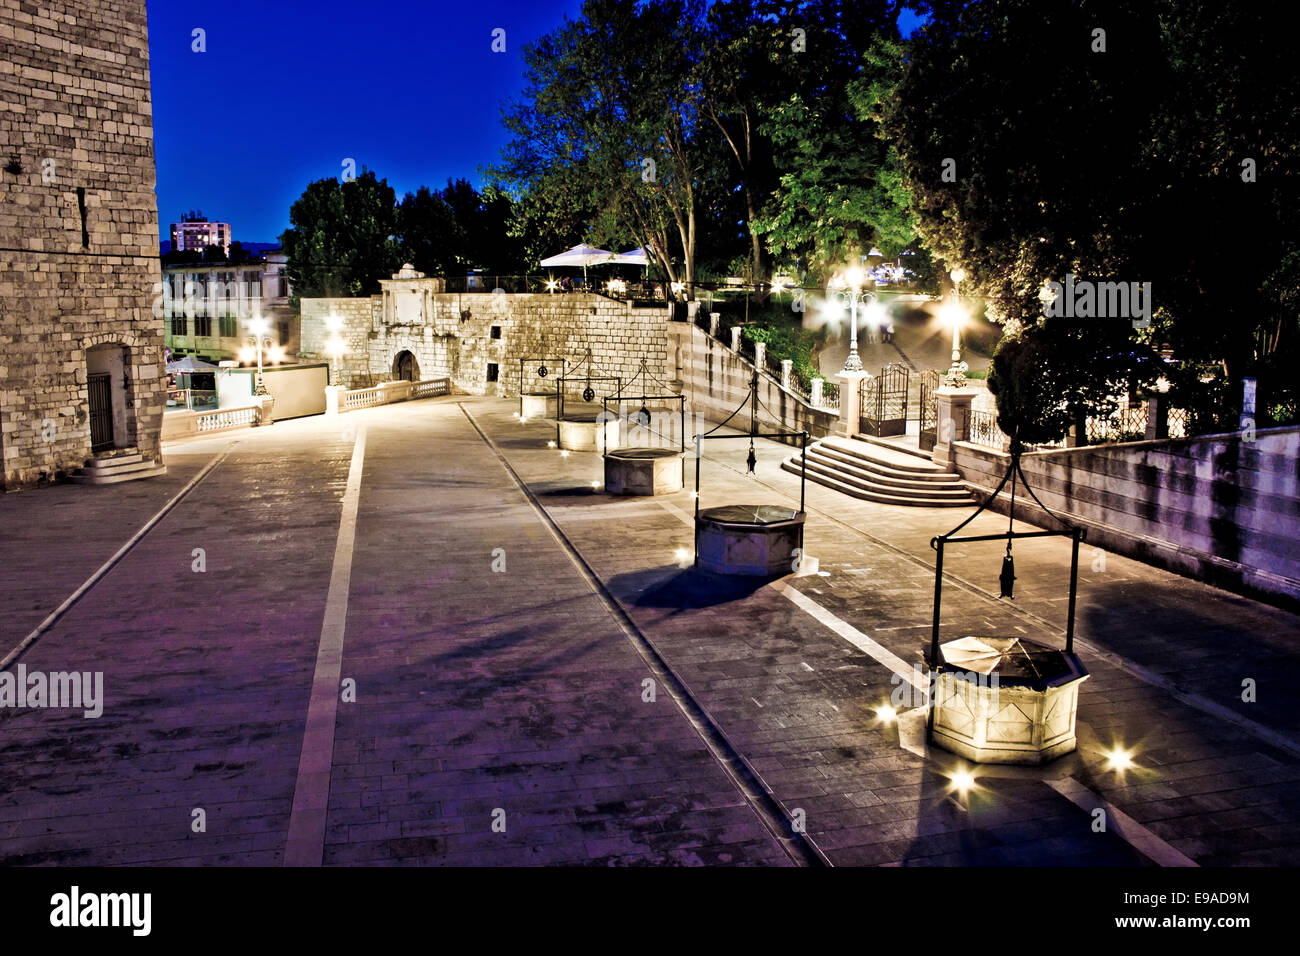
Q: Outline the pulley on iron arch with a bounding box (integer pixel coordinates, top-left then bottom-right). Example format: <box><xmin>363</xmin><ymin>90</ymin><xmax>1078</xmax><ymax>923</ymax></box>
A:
<box><xmin>690</xmin><ymin>369</ymin><xmax>811</xmax><ymax>565</ymax></box>
<box><xmin>928</xmin><ymin>430</ymin><xmax>1087</xmax><ymax>667</ymax></box>
<box><xmin>602</xmin><ymin>358</ymin><xmax>688</xmax><ymax>454</ymax></box>
<box><xmin>554</xmin><ymin>348</ymin><xmax>620</xmax><ymax>446</ymax></box>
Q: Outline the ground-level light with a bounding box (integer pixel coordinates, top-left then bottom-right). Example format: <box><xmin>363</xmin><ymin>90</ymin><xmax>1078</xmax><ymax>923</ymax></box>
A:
<box><xmin>1105</xmin><ymin>748</ymin><xmax>1134</xmax><ymax>771</ymax></box>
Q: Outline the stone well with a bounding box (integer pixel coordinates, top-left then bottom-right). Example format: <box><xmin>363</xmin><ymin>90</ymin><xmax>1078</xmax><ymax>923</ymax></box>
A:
<box><xmin>696</xmin><ymin>504</ymin><xmax>805</xmax><ymax>577</ymax></box>
<box><xmin>603</xmin><ymin>447</ymin><xmax>683</xmax><ymax>496</ymax></box>
<box><xmin>557</xmin><ymin>413</ymin><xmax>621</xmax><ymax>452</ymax></box>
<box><xmin>519</xmin><ymin>392</ymin><xmax>556</xmax><ymax>420</ymax></box>
<box><xmin>924</xmin><ymin>636</ymin><xmax>1089</xmax><ymax>765</ymax></box>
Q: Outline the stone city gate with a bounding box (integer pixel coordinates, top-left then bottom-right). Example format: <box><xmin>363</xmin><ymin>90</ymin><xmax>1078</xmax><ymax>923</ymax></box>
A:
<box><xmin>859</xmin><ymin>363</ymin><xmax>910</xmax><ymax>437</ymax></box>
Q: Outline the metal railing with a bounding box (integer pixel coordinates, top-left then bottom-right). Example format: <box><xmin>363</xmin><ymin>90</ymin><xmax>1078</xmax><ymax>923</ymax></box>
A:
<box><xmin>167</xmin><ymin>388</ymin><xmax>217</xmax><ymax>411</ymax></box>
<box><xmin>968</xmin><ymin>408</ymin><xmax>1013</xmax><ymax>451</ymax></box>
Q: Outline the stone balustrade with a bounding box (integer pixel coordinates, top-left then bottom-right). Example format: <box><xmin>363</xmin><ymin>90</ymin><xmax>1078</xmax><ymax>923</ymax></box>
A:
<box><xmin>327</xmin><ymin>378</ymin><xmax>452</xmax><ymax>415</ymax></box>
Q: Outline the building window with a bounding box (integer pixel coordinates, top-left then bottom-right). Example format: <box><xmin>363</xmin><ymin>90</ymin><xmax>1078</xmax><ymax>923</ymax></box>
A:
<box><xmin>486</xmin><ymin>362</ymin><xmax>499</xmax><ymax>382</ymax></box>
<box><xmin>194</xmin><ymin>314</ymin><xmax>212</xmax><ymax>337</ymax></box>
<box><xmin>490</xmin><ymin>325</ymin><xmax>502</xmax><ymax>339</ymax></box>
<box><xmin>219</xmin><ymin>314</ymin><xmax>237</xmax><ymax>337</ymax></box>
<box><xmin>278</xmin><ymin>321</ymin><xmax>290</xmax><ymax>344</ymax></box>
<box><xmin>171</xmin><ymin>315</ymin><xmax>187</xmax><ymax>336</ymax></box>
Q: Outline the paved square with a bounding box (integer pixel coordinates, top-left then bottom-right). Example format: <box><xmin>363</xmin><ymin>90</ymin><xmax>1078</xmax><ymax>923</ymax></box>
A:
<box><xmin>1</xmin><ymin>396</ymin><xmax>1297</xmax><ymax>866</ymax></box>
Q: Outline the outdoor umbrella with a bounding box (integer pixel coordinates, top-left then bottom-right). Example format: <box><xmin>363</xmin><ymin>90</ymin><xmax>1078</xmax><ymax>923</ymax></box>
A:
<box><xmin>165</xmin><ymin>355</ymin><xmax>220</xmax><ymax>374</ymax></box>
<box><xmin>609</xmin><ymin>247</ymin><xmax>651</xmax><ymax>266</ymax></box>
<box><xmin>538</xmin><ymin>244</ymin><xmax>615</xmax><ymax>281</ymax></box>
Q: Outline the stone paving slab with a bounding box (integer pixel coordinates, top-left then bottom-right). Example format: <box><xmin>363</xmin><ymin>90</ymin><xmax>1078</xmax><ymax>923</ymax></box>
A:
<box><xmin>0</xmin><ymin>421</ymin><xmax>355</xmax><ymax>865</ymax></box>
<box><xmin>2</xmin><ymin>396</ymin><xmax>1296</xmax><ymax>868</ymax></box>
<box><xmin>471</xmin><ymin>397</ymin><xmax>1300</xmax><ymax>865</ymax></box>
<box><xmin>321</xmin><ymin>403</ymin><xmax>790</xmax><ymax>865</ymax></box>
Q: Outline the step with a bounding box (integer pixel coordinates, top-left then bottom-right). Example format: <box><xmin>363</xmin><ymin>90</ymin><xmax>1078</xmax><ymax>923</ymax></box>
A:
<box><xmin>853</xmin><ymin>433</ymin><xmax>937</xmax><ymax>463</ymax></box>
<box><xmin>789</xmin><ymin>456</ymin><xmax>972</xmax><ymax>502</ymax></box>
<box><xmin>782</xmin><ymin>459</ymin><xmax>971</xmax><ymax>507</ymax></box>
<box><xmin>82</xmin><ymin>453</ymin><xmax>145</xmax><ymax>472</ymax></box>
<box><xmin>820</xmin><ymin>436</ymin><xmax>948</xmax><ymax>475</ymax></box>
<box><xmin>813</xmin><ymin>441</ymin><xmax>960</xmax><ymax>483</ymax></box>
<box><xmin>798</xmin><ymin>449</ymin><xmax>968</xmax><ymax>494</ymax></box>
<box><xmin>70</xmin><ymin>460</ymin><xmax>166</xmax><ymax>485</ymax></box>
<box><xmin>89</xmin><ymin>448</ymin><xmax>142</xmax><ymax>462</ymax></box>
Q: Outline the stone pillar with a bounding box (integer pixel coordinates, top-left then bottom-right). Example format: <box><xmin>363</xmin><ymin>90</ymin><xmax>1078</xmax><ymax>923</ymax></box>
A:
<box><xmin>686</xmin><ymin>300</ymin><xmax>701</xmax><ymax>324</ymax></box>
<box><xmin>932</xmin><ymin>386</ymin><xmax>979</xmax><ymax>467</ymax></box>
<box><xmin>836</xmin><ymin>370</ymin><xmax>868</xmax><ymax>437</ymax></box>
<box><xmin>255</xmin><ymin>393</ymin><xmax>275</xmax><ymax>427</ymax></box>
<box><xmin>781</xmin><ymin>359</ymin><xmax>792</xmax><ymax>390</ymax></box>
<box><xmin>325</xmin><ymin>384</ymin><xmax>344</xmax><ymax>416</ymax></box>
<box><xmin>730</xmin><ymin>326</ymin><xmax>742</xmax><ymax>352</ymax></box>
<box><xmin>709</xmin><ymin>312</ymin><xmax>720</xmax><ymax>338</ymax></box>
<box><xmin>810</xmin><ymin>377</ymin><xmax>824</xmax><ymax>407</ymax></box>
<box><xmin>753</xmin><ymin>341</ymin><xmax>766</xmax><ymax>372</ymax></box>
<box><xmin>1144</xmin><ymin>394</ymin><xmax>1169</xmax><ymax>440</ymax></box>
<box><xmin>1241</xmin><ymin>376</ymin><xmax>1257</xmax><ymax>432</ymax></box>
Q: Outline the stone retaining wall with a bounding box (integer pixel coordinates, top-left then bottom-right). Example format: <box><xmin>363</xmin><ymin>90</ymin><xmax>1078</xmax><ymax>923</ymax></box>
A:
<box><xmin>669</xmin><ymin>323</ymin><xmax>838</xmax><ymax>441</ymax></box>
<box><xmin>953</xmin><ymin>427</ymin><xmax>1300</xmax><ymax>606</ymax></box>
<box><xmin>301</xmin><ymin>291</ymin><xmax>671</xmax><ymax>396</ymax></box>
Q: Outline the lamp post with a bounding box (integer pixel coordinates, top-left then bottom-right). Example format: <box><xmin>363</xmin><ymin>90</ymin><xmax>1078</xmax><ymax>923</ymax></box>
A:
<box><xmin>243</xmin><ymin>315</ymin><xmax>274</xmax><ymax>396</ymax></box>
<box><xmin>943</xmin><ymin>268</ymin><xmax>968</xmax><ymax>388</ymax></box>
<box><xmin>322</xmin><ymin>313</ymin><xmax>347</xmax><ymax>386</ymax></box>
<box><xmin>833</xmin><ymin>266</ymin><xmax>869</xmax><ymax>374</ymax></box>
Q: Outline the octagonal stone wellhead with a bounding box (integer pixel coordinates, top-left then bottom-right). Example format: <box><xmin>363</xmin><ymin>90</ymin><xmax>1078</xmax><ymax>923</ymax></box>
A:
<box><xmin>695</xmin><ymin>504</ymin><xmax>806</xmax><ymax>577</ymax></box>
<box><xmin>603</xmin><ymin>447</ymin><xmax>684</xmax><ymax>495</ymax></box>
<box><xmin>923</xmin><ymin>636</ymin><xmax>1089</xmax><ymax>765</ymax></box>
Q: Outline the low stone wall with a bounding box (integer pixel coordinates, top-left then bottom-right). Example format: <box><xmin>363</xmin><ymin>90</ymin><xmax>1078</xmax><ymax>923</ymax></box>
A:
<box><xmin>301</xmin><ymin>290</ymin><xmax>672</xmax><ymax>396</ymax></box>
<box><xmin>670</xmin><ymin>323</ymin><xmax>838</xmax><ymax>440</ymax></box>
<box><xmin>952</xmin><ymin>427</ymin><xmax>1300</xmax><ymax>606</ymax></box>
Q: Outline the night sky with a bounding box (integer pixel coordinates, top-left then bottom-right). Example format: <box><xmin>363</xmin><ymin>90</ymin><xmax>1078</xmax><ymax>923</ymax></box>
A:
<box><xmin>146</xmin><ymin>0</ymin><xmax>585</xmax><ymax>243</ymax></box>
<box><xmin>146</xmin><ymin>1</ymin><xmax>924</xmax><ymax>245</ymax></box>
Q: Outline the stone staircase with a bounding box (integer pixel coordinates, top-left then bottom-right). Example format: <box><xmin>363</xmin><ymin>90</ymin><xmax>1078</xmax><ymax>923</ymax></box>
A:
<box><xmin>780</xmin><ymin>435</ymin><xmax>973</xmax><ymax>507</ymax></box>
<box><xmin>69</xmin><ymin>449</ymin><xmax>166</xmax><ymax>485</ymax></box>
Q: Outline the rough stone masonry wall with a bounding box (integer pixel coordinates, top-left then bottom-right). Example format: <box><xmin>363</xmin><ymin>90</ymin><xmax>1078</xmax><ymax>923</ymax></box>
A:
<box><xmin>953</xmin><ymin>427</ymin><xmax>1300</xmax><ymax>607</ymax></box>
<box><xmin>302</xmin><ymin>292</ymin><xmax>672</xmax><ymax>395</ymax></box>
<box><xmin>670</xmin><ymin>322</ymin><xmax>838</xmax><ymax>441</ymax></box>
<box><xmin>0</xmin><ymin>0</ymin><xmax>164</xmax><ymax>489</ymax></box>
<box><xmin>298</xmin><ymin>297</ymin><xmax>377</xmax><ymax>385</ymax></box>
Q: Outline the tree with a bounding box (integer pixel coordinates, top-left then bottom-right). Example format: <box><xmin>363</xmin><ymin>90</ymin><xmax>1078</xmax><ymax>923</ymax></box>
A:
<box><xmin>888</xmin><ymin>0</ymin><xmax>1300</xmax><ymax>424</ymax></box>
<box><xmin>396</xmin><ymin>184</ymin><xmax>462</xmax><ymax>278</ymax></box>
<box><xmin>280</xmin><ymin>168</ymin><xmax>402</xmax><ymax>299</ymax></box>
<box><xmin>493</xmin><ymin>0</ymin><xmax>716</xmax><ymax>293</ymax></box>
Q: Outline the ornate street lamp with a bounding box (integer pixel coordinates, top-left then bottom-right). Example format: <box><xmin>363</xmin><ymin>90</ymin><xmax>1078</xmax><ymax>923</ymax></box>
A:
<box><xmin>831</xmin><ymin>266</ymin><xmax>870</xmax><ymax>374</ymax></box>
<box><xmin>942</xmin><ymin>267</ymin><xmax>969</xmax><ymax>388</ymax></box>
<box><xmin>324</xmin><ymin>314</ymin><xmax>346</xmax><ymax>386</ymax></box>
<box><xmin>243</xmin><ymin>315</ymin><xmax>274</xmax><ymax>396</ymax></box>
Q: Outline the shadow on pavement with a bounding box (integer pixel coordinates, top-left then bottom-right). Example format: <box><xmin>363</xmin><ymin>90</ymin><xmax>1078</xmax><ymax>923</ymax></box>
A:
<box><xmin>607</xmin><ymin>566</ymin><xmax>769</xmax><ymax>611</ymax></box>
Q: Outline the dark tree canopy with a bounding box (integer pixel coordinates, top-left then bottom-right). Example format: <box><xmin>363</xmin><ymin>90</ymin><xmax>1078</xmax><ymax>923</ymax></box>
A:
<box><xmin>887</xmin><ymin>0</ymin><xmax>1299</xmax><ymax>423</ymax></box>
<box><xmin>280</xmin><ymin>169</ymin><xmax>402</xmax><ymax>299</ymax></box>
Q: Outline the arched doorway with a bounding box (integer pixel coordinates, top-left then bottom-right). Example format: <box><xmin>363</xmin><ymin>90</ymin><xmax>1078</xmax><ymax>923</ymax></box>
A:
<box><xmin>86</xmin><ymin>343</ymin><xmax>132</xmax><ymax>452</ymax></box>
<box><xmin>393</xmin><ymin>350</ymin><xmax>419</xmax><ymax>382</ymax></box>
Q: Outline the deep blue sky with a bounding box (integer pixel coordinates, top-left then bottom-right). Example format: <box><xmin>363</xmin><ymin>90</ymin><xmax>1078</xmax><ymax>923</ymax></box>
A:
<box><xmin>147</xmin><ymin>0</ymin><xmax>586</xmax><ymax>242</ymax></box>
<box><xmin>147</xmin><ymin>1</ymin><xmax>925</xmax><ymax>244</ymax></box>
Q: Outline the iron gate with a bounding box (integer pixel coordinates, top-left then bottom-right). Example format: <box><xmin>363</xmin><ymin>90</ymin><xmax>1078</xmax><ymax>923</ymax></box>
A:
<box><xmin>919</xmin><ymin>369</ymin><xmax>940</xmax><ymax>451</ymax></box>
<box><xmin>859</xmin><ymin>363</ymin><xmax>910</xmax><ymax>437</ymax></box>
<box><xmin>88</xmin><ymin>372</ymin><xmax>114</xmax><ymax>452</ymax></box>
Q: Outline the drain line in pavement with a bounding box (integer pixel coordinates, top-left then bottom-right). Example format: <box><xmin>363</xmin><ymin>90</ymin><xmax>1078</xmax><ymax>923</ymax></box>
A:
<box><xmin>284</xmin><ymin>425</ymin><xmax>367</xmax><ymax>867</ymax></box>
<box><xmin>1</xmin><ymin>442</ymin><xmax>237</xmax><ymax>670</ymax></box>
<box><xmin>460</xmin><ymin>404</ymin><xmax>828</xmax><ymax>868</ymax></box>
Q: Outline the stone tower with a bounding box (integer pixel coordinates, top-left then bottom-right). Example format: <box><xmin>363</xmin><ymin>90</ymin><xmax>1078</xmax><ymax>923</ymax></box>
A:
<box><xmin>0</xmin><ymin>0</ymin><xmax>165</xmax><ymax>490</ymax></box>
